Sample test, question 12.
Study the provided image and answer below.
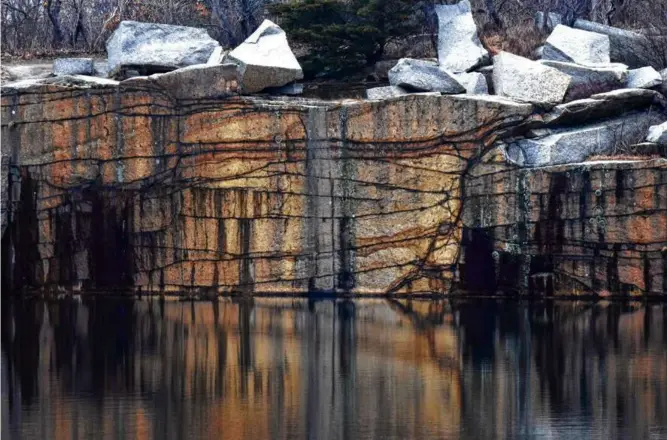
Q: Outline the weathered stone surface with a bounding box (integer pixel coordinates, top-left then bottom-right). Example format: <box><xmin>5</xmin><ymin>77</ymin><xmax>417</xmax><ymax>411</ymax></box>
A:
<box><xmin>435</xmin><ymin>0</ymin><xmax>488</xmax><ymax>73</ymax></box>
<box><xmin>574</xmin><ymin>19</ymin><xmax>667</xmax><ymax>70</ymax></box>
<box><xmin>366</xmin><ymin>86</ymin><xmax>408</xmax><ymax>99</ymax></box>
<box><xmin>626</xmin><ymin>66</ymin><xmax>663</xmax><ymax>89</ymax></box>
<box><xmin>505</xmin><ymin>112</ymin><xmax>664</xmax><ymax>167</ymax></box>
<box><xmin>534</xmin><ymin>11</ymin><xmax>562</xmax><ymax>32</ymax></box>
<box><xmin>389</xmin><ymin>58</ymin><xmax>465</xmax><ymax>93</ymax></box>
<box><xmin>661</xmin><ymin>68</ymin><xmax>667</xmax><ymax>95</ymax></box>
<box><xmin>647</xmin><ymin>121</ymin><xmax>667</xmax><ymax>145</ymax></box>
<box><xmin>543</xmin><ymin>88</ymin><xmax>665</xmax><ymax>126</ymax></box>
<box><xmin>493</xmin><ymin>52</ymin><xmax>571</xmax><ymax>106</ymax></box>
<box><xmin>543</xmin><ymin>25</ymin><xmax>610</xmax><ymax>65</ymax></box>
<box><xmin>150</xmin><ymin>63</ymin><xmax>240</xmax><ymax>100</ymax></box>
<box><xmin>1</xmin><ymin>86</ymin><xmax>533</xmax><ymax>295</ymax></box>
<box><xmin>225</xmin><ymin>20</ymin><xmax>303</xmax><ymax>94</ymax></box>
<box><xmin>463</xmin><ymin>155</ymin><xmax>667</xmax><ymax>294</ymax></box>
<box><xmin>540</xmin><ymin>60</ymin><xmax>627</xmax><ymax>101</ymax></box>
<box><xmin>454</xmin><ymin>72</ymin><xmax>488</xmax><ymax>94</ymax></box>
<box><xmin>53</xmin><ymin>58</ymin><xmax>94</xmax><ymax>76</ymax></box>
<box><xmin>106</xmin><ymin>21</ymin><xmax>221</xmax><ymax>76</ymax></box>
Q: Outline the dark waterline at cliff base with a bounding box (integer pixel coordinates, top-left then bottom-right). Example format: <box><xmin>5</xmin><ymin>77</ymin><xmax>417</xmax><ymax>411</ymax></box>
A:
<box><xmin>2</xmin><ymin>297</ymin><xmax>667</xmax><ymax>440</ymax></box>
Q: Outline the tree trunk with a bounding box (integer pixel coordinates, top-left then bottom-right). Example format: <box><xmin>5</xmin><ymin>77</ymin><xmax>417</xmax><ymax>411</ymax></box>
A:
<box><xmin>46</xmin><ymin>0</ymin><xmax>64</xmax><ymax>47</ymax></box>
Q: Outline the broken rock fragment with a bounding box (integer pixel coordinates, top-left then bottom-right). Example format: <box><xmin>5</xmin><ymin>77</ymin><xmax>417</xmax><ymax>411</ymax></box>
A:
<box><xmin>540</xmin><ymin>60</ymin><xmax>627</xmax><ymax>101</ymax></box>
<box><xmin>226</xmin><ymin>20</ymin><xmax>303</xmax><ymax>94</ymax></box>
<box><xmin>543</xmin><ymin>25</ymin><xmax>610</xmax><ymax>65</ymax></box>
<box><xmin>53</xmin><ymin>58</ymin><xmax>94</xmax><ymax>76</ymax></box>
<box><xmin>493</xmin><ymin>52</ymin><xmax>571</xmax><ymax>106</ymax></box>
<box><xmin>388</xmin><ymin>58</ymin><xmax>465</xmax><ymax>94</ymax></box>
<box><xmin>435</xmin><ymin>0</ymin><xmax>489</xmax><ymax>73</ymax></box>
<box><xmin>626</xmin><ymin>67</ymin><xmax>663</xmax><ymax>89</ymax></box>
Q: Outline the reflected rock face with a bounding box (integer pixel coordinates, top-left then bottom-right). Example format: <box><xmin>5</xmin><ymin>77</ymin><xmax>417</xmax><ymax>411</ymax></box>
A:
<box><xmin>2</xmin><ymin>298</ymin><xmax>667</xmax><ymax>440</ymax></box>
<box><xmin>1</xmin><ymin>85</ymin><xmax>533</xmax><ymax>295</ymax></box>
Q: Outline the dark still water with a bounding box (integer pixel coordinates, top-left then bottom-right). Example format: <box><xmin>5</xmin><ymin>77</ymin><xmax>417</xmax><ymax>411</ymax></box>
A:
<box><xmin>2</xmin><ymin>298</ymin><xmax>667</xmax><ymax>440</ymax></box>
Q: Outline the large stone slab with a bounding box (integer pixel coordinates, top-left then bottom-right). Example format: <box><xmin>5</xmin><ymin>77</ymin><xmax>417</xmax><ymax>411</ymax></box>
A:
<box><xmin>106</xmin><ymin>21</ymin><xmax>221</xmax><ymax>76</ymax></box>
<box><xmin>543</xmin><ymin>88</ymin><xmax>666</xmax><ymax>126</ymax></box>
<box><xmin>647</xmin><ymin>121</ymin><xmax>667</xmax><ymax>145</ymax></box>
<box><xmin>53</xmin><ymin>58</ymin><xmax>94</xmax><ymax>76</ymax></box>
<box><xmin>149</xmin><ymin>64</ymin><xmax>240</xmax><ymax>99</ymax></box>
<box><xmin>574</xmin><ymin>19</ymin><xmax>667</xmax><ymax>70</ymax></box>
<box><xmin>225</xmin><ymin>20</ymin><xmax>303</xmax><ymax>94</ymax></box>
<box><xmin>540</xmin><ymin>60</ymin><xmax>627</xmax><ymax>101</ymax></box>
<box><xmin>543</xmin><ymin>25</ymin><xmax>610</xmax><ymax>65</ymax></box>
<box><xmin>626</xmin><ymin>67</ymin><xmax>663</xmax><ymax>89</ymax></box>
<box><xmin>493</xmin><ymin>52</ymin><xmax>571</xmax><ymax>106</ymax></box>
<box><xmin>388</xmin><ymin>58</ymin><xmax>465</xmax><ymax>93</ymax></box>
<box><xmin>505</xmin><ymin>112</ymin><xmax>664</xmax><ymax>167</ymax></box>
<box><xmin>435</xmin><ymin>0</ymin><xmax>488</xmax><ymax>73</ymax></box>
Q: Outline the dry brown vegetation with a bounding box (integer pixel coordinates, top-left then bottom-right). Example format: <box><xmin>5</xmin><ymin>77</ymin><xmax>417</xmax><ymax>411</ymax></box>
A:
<box><xmin>1</xmin><ymin>0</ymin><xmax>666</xmax><ymax>63</ymax></box>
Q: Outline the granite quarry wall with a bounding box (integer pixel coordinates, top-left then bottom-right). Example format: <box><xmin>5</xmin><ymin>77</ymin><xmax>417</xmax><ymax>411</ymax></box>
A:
<box><xmin>2</xmin><ymin>84</ymin><xmax>537</xmax><ymax>295</ymax></box>
<box><xmin>1</xmin><ymin>81</ymin><xmax>665</xmax><ymax>296</ymax></box>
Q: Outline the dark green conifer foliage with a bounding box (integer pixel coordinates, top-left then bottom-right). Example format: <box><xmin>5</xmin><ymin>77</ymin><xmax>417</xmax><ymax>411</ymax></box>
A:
<box><xmin>270</xmin><ymin>0</ymin><xmax>422</xmax><ymax>78</ymax></box>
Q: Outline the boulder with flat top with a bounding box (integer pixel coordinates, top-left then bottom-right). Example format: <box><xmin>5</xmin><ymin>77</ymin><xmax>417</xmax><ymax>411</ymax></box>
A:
<box><xmin>106</xmin><ymin>21</ymin><xmax>221</xmax><ymax>77</ymax></box>
<box><xmin>543</xmin><ymin>25</ymin><xmax>610</xmax><ymax>65</ymax></box>
<box><xmin>493</xmin><ymin>52</ymin><xmax>571</xmax><ymax>106</ymax></box>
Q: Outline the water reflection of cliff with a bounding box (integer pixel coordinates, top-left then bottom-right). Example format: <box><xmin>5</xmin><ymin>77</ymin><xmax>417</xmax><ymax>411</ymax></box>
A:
<box><xmin>2</xmin><ymin>298</ymin><xmax>666</xmax><ymax>440</ymax></box>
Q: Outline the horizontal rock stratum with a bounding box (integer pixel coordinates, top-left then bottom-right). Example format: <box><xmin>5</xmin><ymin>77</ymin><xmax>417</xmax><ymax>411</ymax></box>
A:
<box><xmin>1</xmin><ymin>80</ymin><xmax>665</xmax><ymax>296</ymax></box>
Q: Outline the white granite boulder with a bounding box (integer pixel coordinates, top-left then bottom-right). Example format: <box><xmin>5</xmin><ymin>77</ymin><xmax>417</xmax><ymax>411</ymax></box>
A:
<box><xmin>573</xmin><ymin>20</ymin><xmax>667</xmax><ymax>70</ymax></box>
<box><xmin>646</xmin><ymin>121</ymin><xmax>667</xmax><ymax>145</ymax></box>
<box><xmin>435</xmin><ymin>0</ymin><xmax>488</xmax><ymax>73</ymax></box>
<box><xmin>505</xmin><ymin>112</ymin><xmax>662</xmax><ymax>167</ymax></box>
<box><xmin>493</xmin><ymin>52</ymin><xmax>571</xmax><ymax>106</ymax></box>
<box><xmin>225</xmin><ymin>20</ymin><xmax>303</xmax><ymax>94</ymax></box>
<box><xmin>106</xmin><ymin>21</ymin><xmax>221</xmax><ymax>76</ymax></box>
<box><xmin>454</xmin><ymin>72</ymin><xmax>488</xmax><ymax>94</ymax></box>
<box><xmin>543</xmin><ymin>25</ymin><xmax>610</xmax><ymax>65</ymax></box>
<box><xmin>53</xmin><ymin>58</ymin><xmax>94</xmax><ymax>76</ymax></box>
<box><xmin>388</xmin><ymin>58</ymin><xmax>465</xmax><ymax>94</ymax></box>
<box><xmin>366</xmin><ymin>86</ymin><xmax>409</xmax><ymax>99</ymax></box>
<box><xmin>626</xmin><ymin>67</ymin><xmax>663</xmax><ymax>89</ymax></box>
<box><xmin>540</xmin><ymin>60</ymin><xmax>627</xmax><ymax>101</ymax></box>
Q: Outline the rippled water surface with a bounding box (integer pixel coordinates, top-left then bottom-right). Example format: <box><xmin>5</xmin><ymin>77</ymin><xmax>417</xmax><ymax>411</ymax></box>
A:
<box><xmin>2</xmin><ymin>297</ymin><xmax>666</xmax><ymax>440</ymax></box>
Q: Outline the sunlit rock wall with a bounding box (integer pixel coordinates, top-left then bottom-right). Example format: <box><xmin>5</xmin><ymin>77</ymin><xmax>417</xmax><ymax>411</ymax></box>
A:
<box><xmin>462</xmin><ymin>150</ymin><xmax>667</xmax><ymax>295</ymax></box>
<box><xmin>1</xmin><ymin>84</ymin><xmax>533</xmax><ymax>294</ymax></box>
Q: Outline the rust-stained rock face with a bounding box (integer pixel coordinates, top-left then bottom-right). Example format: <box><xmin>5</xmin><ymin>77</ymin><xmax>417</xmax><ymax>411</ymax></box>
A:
<box><xmin>1</xmin><ymin>84</ymin><xmax>534</xmax><ymax>295</ymax></box>
<box><xmin>463</xmin><ymin>151</ymin><xmax>667</xmax><ymax>295</ymax></box>
<box><xmin>2</xmin><ymin>79</ymin><xmax>665</xmax><ymax>296</ymax></box>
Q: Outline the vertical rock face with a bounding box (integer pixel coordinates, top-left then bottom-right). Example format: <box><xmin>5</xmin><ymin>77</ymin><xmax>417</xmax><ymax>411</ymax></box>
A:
<box><xmin>0</xmin><ymin>83</ymin><xmax>534</xmax><ymax>295</ymax></box>
<box><xmin>463</xmin><ymin>152</ymin><xmax>667</xmax><ymax>295</ymax></box>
